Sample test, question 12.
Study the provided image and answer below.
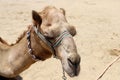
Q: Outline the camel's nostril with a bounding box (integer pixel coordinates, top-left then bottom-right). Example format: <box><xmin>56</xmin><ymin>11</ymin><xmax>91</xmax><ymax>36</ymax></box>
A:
<box><xmin>67</xmin><ymin>58</ymin><xmax>78</xmax><ymax>68</ymax></box>
<box><xmin>68</xmin><ymin>58</ymin><xmax>74</xmax><ymax>65</ymax></box>
<box><xmin>67</xmin><ymin>58</ymin><xmax>75</xmax><ymax>69</ymax></box>
<box><xmin>67</xmin><ymin>58</ymin><xmax>80</xmax><ymax>66</ymax></box>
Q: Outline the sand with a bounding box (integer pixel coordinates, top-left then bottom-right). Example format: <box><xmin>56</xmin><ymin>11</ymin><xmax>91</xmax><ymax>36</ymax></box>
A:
<box><xmin>0</xmin><ymin>0</ymin><xmax>120</xmax><ymax>80</ymax></box>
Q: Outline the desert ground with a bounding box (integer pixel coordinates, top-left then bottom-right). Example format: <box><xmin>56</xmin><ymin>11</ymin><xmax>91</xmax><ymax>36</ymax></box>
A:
<box><xmin>0</xmin><ymin>0</ymin><xmax>120</xmax><ymax>80</ymax></box>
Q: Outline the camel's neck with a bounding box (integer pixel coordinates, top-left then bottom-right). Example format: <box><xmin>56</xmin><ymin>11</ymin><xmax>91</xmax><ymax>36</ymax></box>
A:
<box><xmin>30</xmin><ymin>29</ymin><xmax>53</xmax><ymax>60</ymax></box>
<box><xmin>0</xmin><ymin>28</ymin><xmax>52</xmax><ymax>77</ymax></box>
<box><xmin>6</xmin><ymin>32</ymin><xmax>35</xmax><ymax>75</ymax></box>
<box><xmin>10</xmin><ymin>28</ymin><xmax>53</xmax><ymax>65</ymax></box>
<box><xmin>0</xmin><ymin>33</ymin><xmax>33</xmax><ymax>77</ymax></box>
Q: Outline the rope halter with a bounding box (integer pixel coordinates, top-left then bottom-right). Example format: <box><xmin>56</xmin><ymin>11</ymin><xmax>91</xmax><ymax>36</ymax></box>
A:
<box><xmin>27</xmin><ymin>26</ymin><xmax>72</xmax><ymax>80</ymax></box>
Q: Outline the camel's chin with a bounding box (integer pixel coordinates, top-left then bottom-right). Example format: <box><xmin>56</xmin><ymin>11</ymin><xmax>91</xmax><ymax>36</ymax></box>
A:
<box><xmin>67</xmin><ymin>72</ymin><xmax>77</xmax><ymax>77</ymax></box>
<box><xmin>63</xmin><ymin>64</ymin><xmax>80</xmax><ymax>77</ymax></box>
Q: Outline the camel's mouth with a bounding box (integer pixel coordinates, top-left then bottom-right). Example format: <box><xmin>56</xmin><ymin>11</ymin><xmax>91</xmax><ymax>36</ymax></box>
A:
<box><xmin>67</xmin><ymin>59</ymin><xmax>80</xmax><ymax>77</ymax></box>
<box><xmin>61</xmin><ymin>59</ymin><xmax>80</xmax><ymax>77</ymax></box>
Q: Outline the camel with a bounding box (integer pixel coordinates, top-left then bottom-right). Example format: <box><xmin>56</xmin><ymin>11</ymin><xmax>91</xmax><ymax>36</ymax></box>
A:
<box><xmin>0</xmin><ymin>6</ymin><xmax>80</xmax><ymax>80</ymax></box>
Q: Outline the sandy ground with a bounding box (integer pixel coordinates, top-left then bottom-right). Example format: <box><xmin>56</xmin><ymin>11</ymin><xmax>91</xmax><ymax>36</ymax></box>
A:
<box><xmin>0</xmin><ymin>0</ymin><xmax>120</xmax><ymax>80</ymax></box>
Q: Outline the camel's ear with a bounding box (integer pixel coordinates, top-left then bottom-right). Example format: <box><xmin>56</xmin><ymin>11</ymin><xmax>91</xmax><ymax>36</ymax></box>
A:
<box><xmin>60</xmin><ymin>8</ymin><xmax>66</xmax><ymax>15</ymax></box>
<box><xmin>67</xmin><ymin>25</ymin><xmax>76</xmax><ymax>36</ymax></box>
<box><xmin>32</xmin><ymin>10</ymin><xmax>42</xmax><ymax>26</ymax></box>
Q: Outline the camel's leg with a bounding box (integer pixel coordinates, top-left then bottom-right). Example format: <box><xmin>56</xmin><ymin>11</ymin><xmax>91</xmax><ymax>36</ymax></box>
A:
<box><xmin>0</xmin><ymin>75</ymin><xmax>22</xmax><ymax>80</ymax></box>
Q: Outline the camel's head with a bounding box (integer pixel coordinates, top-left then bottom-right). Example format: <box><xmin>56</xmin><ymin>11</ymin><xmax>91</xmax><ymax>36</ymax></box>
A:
<box><xmin>32</xmin><ymin>6</ymin><xmax>81</xmax><ymax>77</ymax></box>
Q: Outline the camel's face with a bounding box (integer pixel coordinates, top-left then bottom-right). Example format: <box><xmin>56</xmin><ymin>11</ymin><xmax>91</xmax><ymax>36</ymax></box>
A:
<box><xmin>56</xmin><ymin>35</ymin><xmax>80</xmax><ymax>77</ymax></box>
<box><xmin>32</xmin><ymin>6</ymin><xmax>80</xmax><ymax>77</ymax></box>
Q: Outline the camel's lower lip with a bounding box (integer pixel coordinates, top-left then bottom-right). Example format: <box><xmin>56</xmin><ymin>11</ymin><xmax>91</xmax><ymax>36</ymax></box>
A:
<box><xmin>65</xmin><ymin>64</ymin><xmax>80</xmax><ymax>77</ymax></box>
<box><xmin>68</xmin><ymin>72</ymin><xmax>78</xmax><ymax>77</ymax></box>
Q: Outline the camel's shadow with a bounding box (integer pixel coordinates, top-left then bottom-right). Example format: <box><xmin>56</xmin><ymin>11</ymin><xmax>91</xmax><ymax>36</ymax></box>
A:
<box><xmin>0</xmin><ymin>75</ymin><xmax>23</xmax><ymax>80</ymax></box>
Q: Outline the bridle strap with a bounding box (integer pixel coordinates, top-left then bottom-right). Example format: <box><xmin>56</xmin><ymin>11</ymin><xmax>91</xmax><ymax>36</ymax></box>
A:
<box><xmin>53</xmin><ymin>31</ymin><xmax>71</xmax><ymax>48</ymax></box>
<box><xmin>27</xmin><ymin>31</ymin><xmax>41</xmax><ymax>61</ymax></box>
<box><xmin>33</xmin><ymin>26</ymin><xmax>56</xmax><ymax>56</ymax></box>
<box><xmin>28</xmin><ymin>26</ymin><xmax>69</xmax><ymax>79</ymax></box>
<box><xmin>33</xmin><ymin>26</ymin><xmax>72</xmax><ymax>58</ymax></box>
